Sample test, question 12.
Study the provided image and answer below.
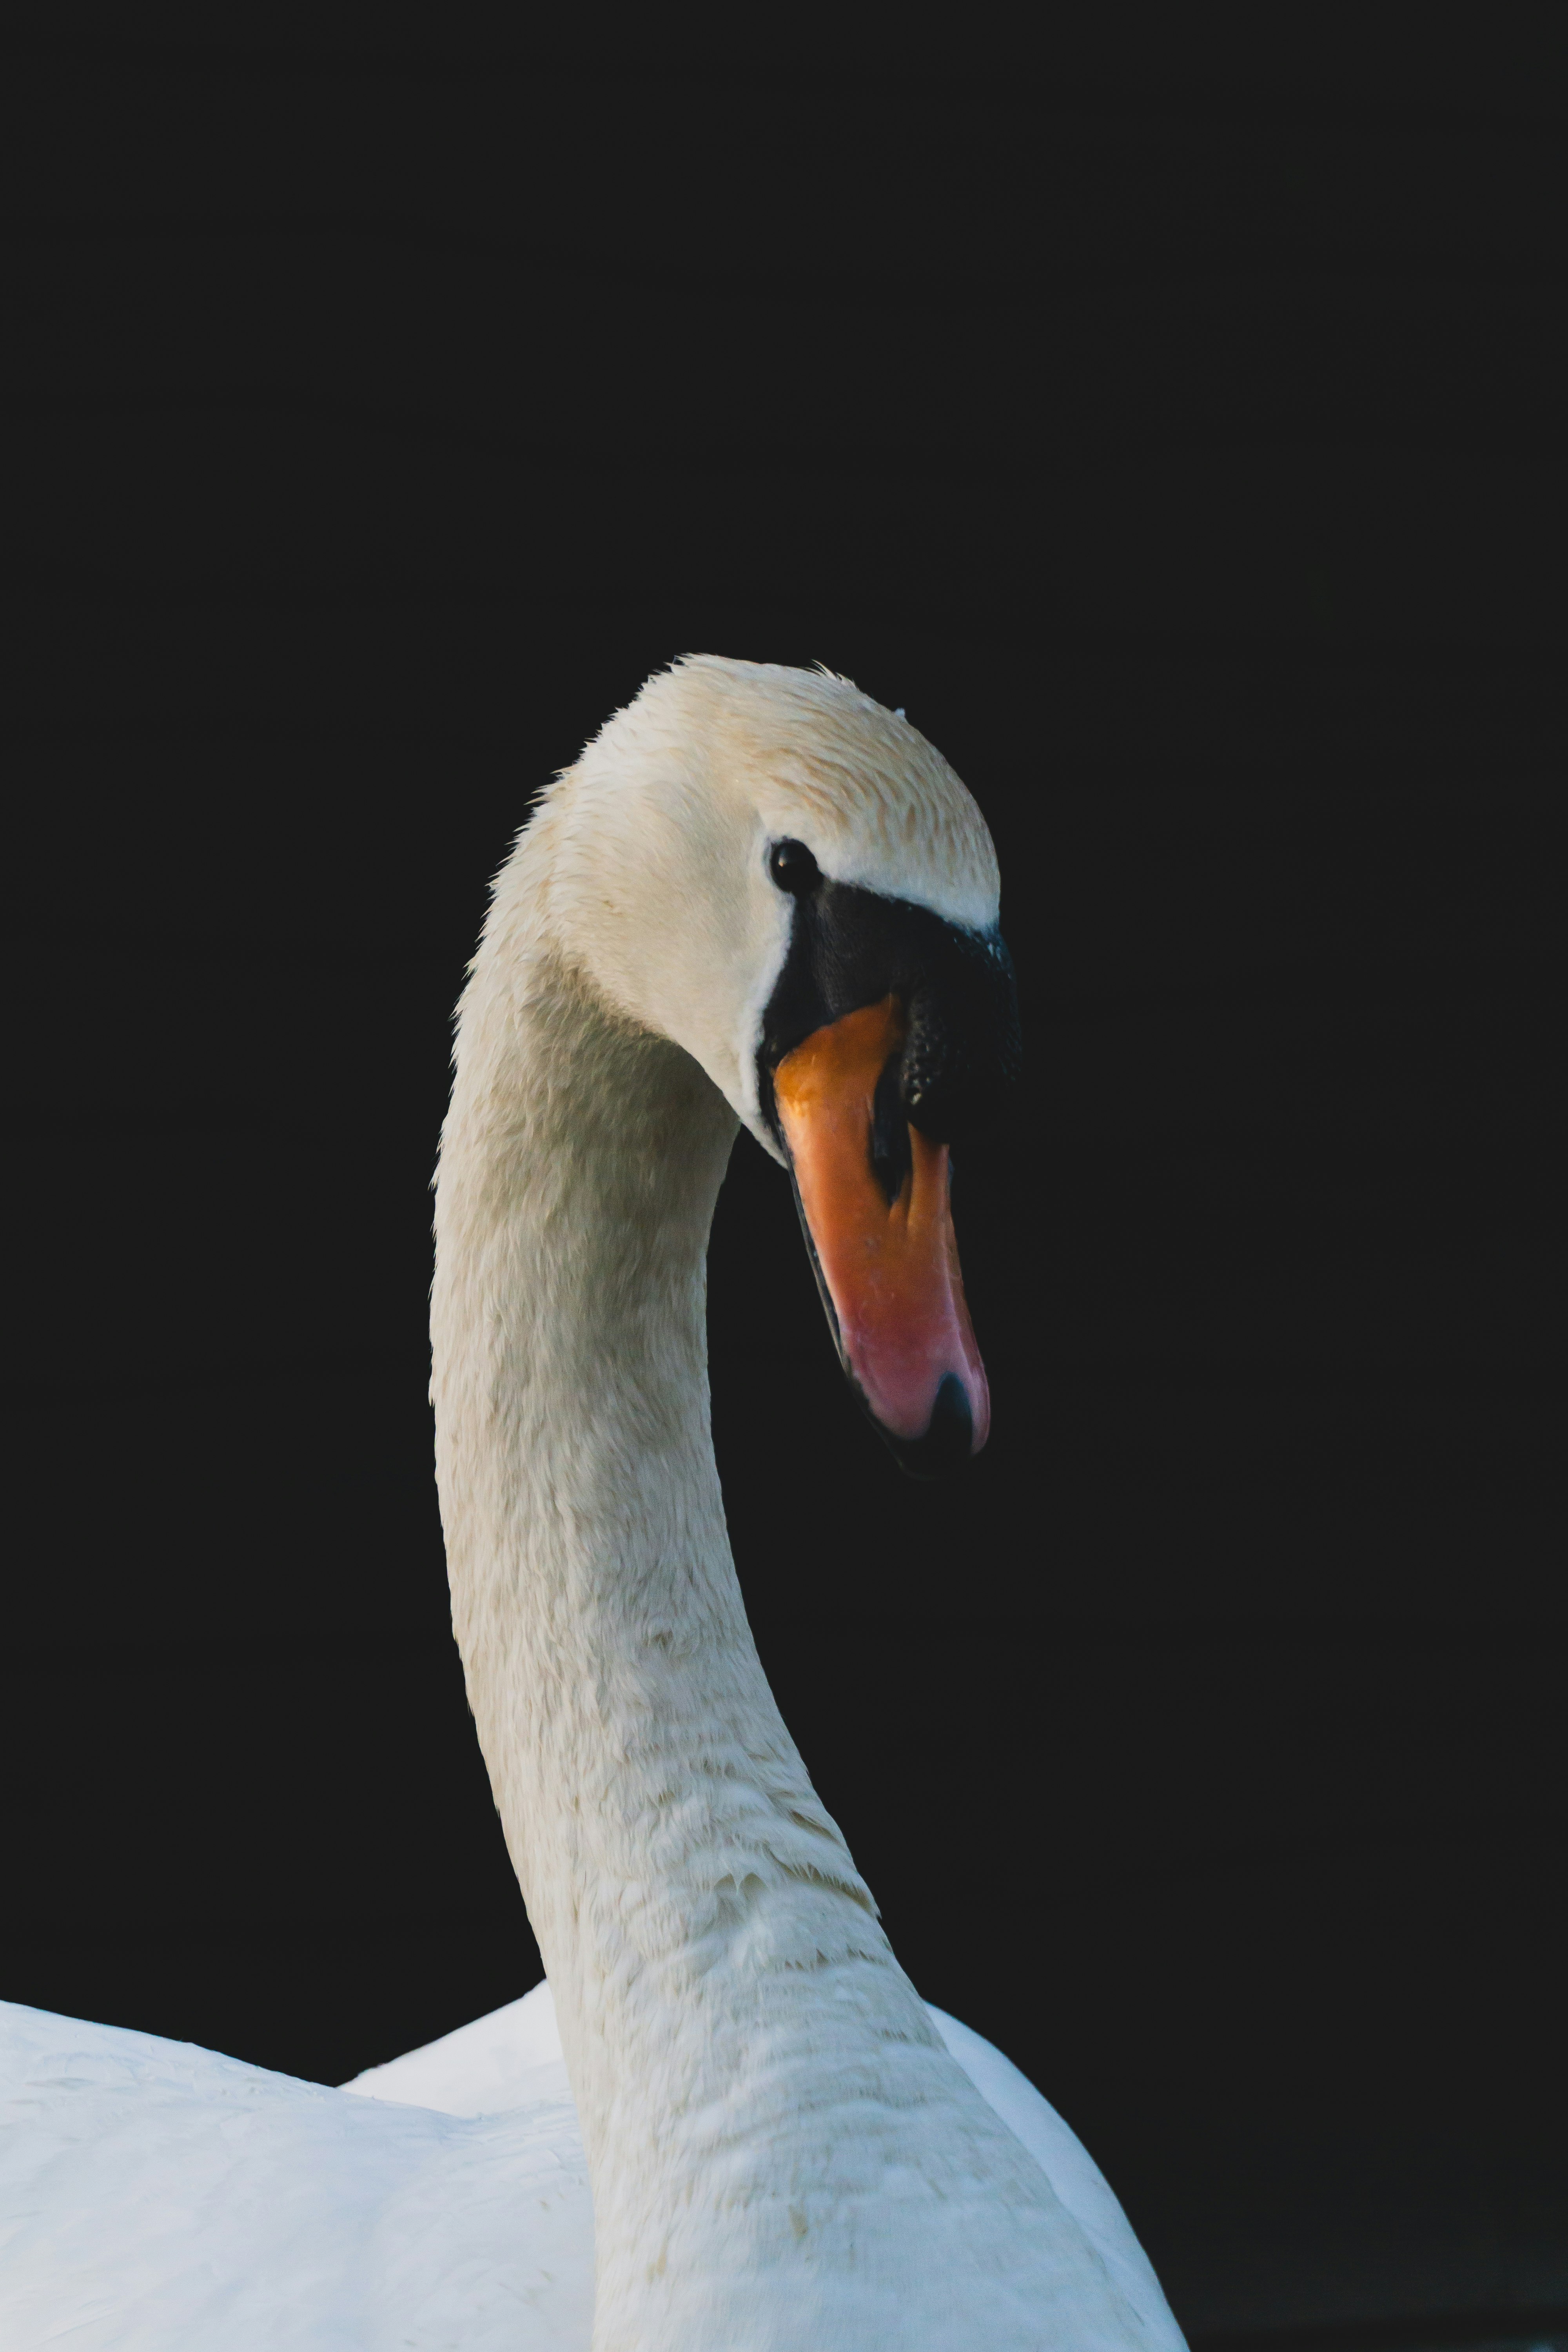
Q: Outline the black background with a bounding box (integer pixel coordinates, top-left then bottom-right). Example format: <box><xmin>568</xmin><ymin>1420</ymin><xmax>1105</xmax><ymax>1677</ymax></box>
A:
<box><xmin>4</xmin><ymin>9</ymin><xmax>1566</xmax><ymax>2342</ymax></box>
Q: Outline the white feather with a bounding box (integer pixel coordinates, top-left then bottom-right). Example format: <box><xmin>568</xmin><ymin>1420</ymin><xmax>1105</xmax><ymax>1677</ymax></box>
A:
<box><xmin>0</xmin><ymin>1984</ymin><xmax>1175</xmax><ymax>2351</ymax></box>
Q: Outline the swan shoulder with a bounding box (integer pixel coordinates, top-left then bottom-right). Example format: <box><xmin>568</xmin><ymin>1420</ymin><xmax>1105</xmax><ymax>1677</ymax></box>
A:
<box><xmin>924</xmin><ymin>2004</ymin><xmax>1184</xmax><ymax>2350</ymax></box>
<box><xmin>0</xmin><ymin>1995</ymin><xmax>594</xmax><ymax>2352</ymax></box>
<box><xmin>340</xmin><ymin>1976</ymin><xmax>570</xmax><ymax>2117</ymax></box>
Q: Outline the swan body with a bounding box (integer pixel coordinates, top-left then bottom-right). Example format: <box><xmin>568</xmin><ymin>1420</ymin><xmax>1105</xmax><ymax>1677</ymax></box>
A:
<box><xmin>0</xmin><ymin>1983</ymin><xmax>1174</xmax><ymax>2350</ymax></box>
<box><xmin>1</xmin><ymin>659</ymin><xmax>1185</xmax><ymax>2349</ymax></box>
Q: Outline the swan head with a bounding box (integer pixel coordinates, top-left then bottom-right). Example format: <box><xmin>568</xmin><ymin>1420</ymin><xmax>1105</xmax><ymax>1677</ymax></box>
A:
<box><xmin>534</xmin><ymin>655</ymin><xmax>1022</xmax><ymax>1479</ymax></box>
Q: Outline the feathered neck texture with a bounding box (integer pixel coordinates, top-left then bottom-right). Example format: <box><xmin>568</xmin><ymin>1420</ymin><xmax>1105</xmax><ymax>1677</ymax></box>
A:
<box><xmin>430</xmin><ymin>773</ymin><xmax>1128</xmax><ymax>2352</ymax></box>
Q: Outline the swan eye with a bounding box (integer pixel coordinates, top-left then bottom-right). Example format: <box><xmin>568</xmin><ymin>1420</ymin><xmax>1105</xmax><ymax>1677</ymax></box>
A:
<box><xmin>768</xmin><ymin>838</ymin><xmax>820</xmax><ymax>896</ymax></box>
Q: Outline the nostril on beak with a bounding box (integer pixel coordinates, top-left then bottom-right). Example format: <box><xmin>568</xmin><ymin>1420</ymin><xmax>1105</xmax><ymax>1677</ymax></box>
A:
<box><xmin>869</xmin><ymin>1053</ymin><xmax>912</xmax><ymax>1207</ymax></box>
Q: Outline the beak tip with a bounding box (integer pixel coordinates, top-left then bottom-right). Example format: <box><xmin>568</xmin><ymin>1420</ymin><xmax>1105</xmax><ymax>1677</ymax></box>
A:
<box><xmin>873</xmin><ymin>1370</ymin><xmax>983</xmax><ymax>1482</ymax></box>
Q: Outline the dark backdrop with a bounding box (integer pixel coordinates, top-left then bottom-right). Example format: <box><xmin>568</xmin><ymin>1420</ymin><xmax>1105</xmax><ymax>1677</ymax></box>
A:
<box><xmin>4</xmin><ymin>12</ymin><xmax>1566</xmax><ymax>2343</ymax></box>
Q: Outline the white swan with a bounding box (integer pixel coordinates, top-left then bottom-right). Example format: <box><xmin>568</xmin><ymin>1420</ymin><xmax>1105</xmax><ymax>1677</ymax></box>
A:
<box><xmin>0</xmin><ymin>658</ymin><xmax>1185</xmax><ymax>2352</ymax></box>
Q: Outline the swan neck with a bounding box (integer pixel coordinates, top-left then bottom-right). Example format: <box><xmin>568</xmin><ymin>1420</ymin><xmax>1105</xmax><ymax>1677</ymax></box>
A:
<box><xmin>427</xmin><ymin>831</ymin><xmax>1089</xmax><ymax>2352</ymax></box>
<box><xmin>430</xmin><ymin>922</ymin><xmax>894</xmax><ymax>2159</ymax></box>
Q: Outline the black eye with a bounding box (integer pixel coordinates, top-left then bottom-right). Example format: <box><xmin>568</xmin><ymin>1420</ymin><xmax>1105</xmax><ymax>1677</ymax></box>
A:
<box><xmin>768</xmin><ymin>838</ymin><xmax>820</xmax><ymax>896</ymax></box>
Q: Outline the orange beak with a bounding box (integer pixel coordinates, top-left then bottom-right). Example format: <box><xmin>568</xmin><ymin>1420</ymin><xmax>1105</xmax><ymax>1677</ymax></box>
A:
<box><xmin>773</xmin><ymin>996</ymin><xmax>990</xmax><ymax>1469</ymax></box>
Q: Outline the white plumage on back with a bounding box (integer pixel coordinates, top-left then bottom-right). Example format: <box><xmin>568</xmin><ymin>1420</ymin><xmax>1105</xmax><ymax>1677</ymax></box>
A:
<box><xmin>0</xmin><ymin>1984</ymin><xmax>1174</xmax><ymax>2350</ymax></box>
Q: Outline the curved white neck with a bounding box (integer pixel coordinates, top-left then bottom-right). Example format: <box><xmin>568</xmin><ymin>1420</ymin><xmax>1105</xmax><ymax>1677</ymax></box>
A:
<box><xmin>431</xmin><ymin>847</ymin><xmax>1093</xmax><ymax>2350</ymax></box>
